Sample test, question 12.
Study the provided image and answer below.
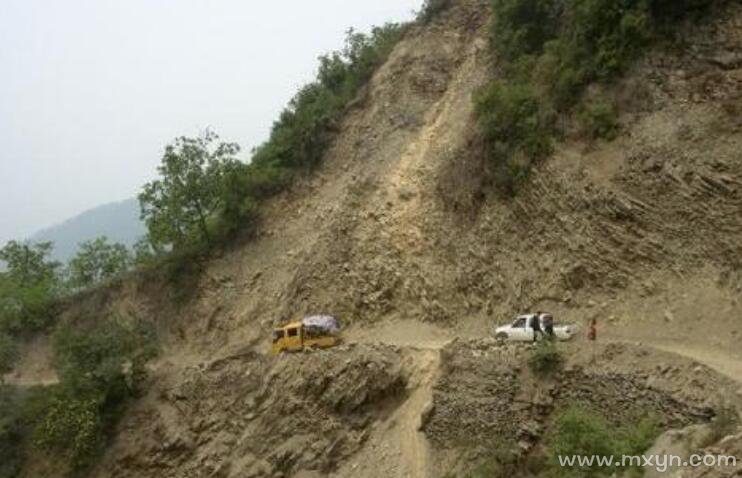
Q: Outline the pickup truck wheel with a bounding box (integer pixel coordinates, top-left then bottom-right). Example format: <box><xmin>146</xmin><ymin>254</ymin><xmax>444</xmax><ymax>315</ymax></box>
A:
<box><xmin>495</xmin><ymin>332</ymin><xmax>508</xmax><ymax>342</ymax></box>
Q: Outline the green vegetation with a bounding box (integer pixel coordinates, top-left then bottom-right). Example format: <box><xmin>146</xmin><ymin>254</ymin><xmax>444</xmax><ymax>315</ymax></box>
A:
<box><xmin>139</xmin><ymin>131</ymin><xmax>243</xmax><ymax>250</ymax></box>
<box><xmin>478</xmin><ymin>0</ymin><xmax>718</xmax><ymax>193</ymax></box>
<box><xmin>549</xmin><ymin>406</ymin><xmax>660</xmax><ymax>477</ymax></box>
<box><xmin>455</xmin><ymin>406</ymin><xmax>660</xmax><ymax>478</ymax></box>
<box><xmin>30</xmin><ymin>198</ymin><xmax>145</xmax><ymax>264</ymax></box>
<box><xmin>0</xmin><ymin>333</ymin><xmax>17</xmax><ymax>380</ymax></box>
<box><xmin>0</xmin><ymin>387</ymin><xmax>24</xmax><ymax>478</ymax></box>
<box><xmin>0</xmin><ymin>21</ymin><xmax>407</xmax><ymax>475</ymax></box>
<box><xmin>474</xmin><ymin>80</ymin><xmax>554</xmax><ymax>193</ymax></box>
<box><xmin>0</xmin><ymin>241</ymin><xmax>61</xmax><ymax>334</ymax></box>
<box><xmin>67</xmin><ymin>236</ymin><xmax>131</xmax><ymax>289</ymax></box>
<box><xmin>418</xmin><ymin>0</ymin><xmax>452</xmax><ymax>23</ymax></box>
<box><xmin>251</xmin><ymin>24</ymin><xmax>404</xmax><ymax>172</ymax></box>
<box><xmin>527</xmin><ymin>340</ymin><xmax>564</xmax><ymax>376</ymax></box>
<box><xmin>216</xmin><ymin>24</ymin><xmax>405</xmax><ymax>232</ymax></box>
<box><xmin>32</xmin><ymin>318</ymin><xmax>156</xmax><ymax>470</ymax></box>
<box><xmin>0</xmin><ymin>310</ymin><xmax>156</xmax><ymax>478</ymax></box>
<box><xmin>135</xmin><ymin>24</ymin><xmax>405</xmax><ymax>258</ymax></box>
<box><xmin>577</xmin><ymin>98</ymin><xmax>620</xmax><ymax>140</ymax></box>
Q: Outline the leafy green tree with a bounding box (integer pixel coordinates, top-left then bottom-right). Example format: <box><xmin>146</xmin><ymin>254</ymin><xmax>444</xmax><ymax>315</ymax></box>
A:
<box><xmin>0</xmin><ymin>242</ymin><xmax>59</xmax><ymax>288</ymax></box>
<box><xmin>33</xmin><ymin>318</ymin><xmax>157</xmax><ymax>469</ymax></box>
<box><xmin>139</xmin><ymin>131</ymin><xmax>241</xmax><ymax>249</ymax></box>
<box><xmin>0</xmin><ymin>242</ymin><xmax>60</xmax><ymax>333</ymax></box>
<box><xmin>67</xmin><ymin>237</ymin><xmax>131</xmax><ymax>288</ymax></box>
<box><xmin>251</xmin><ymin>24</ymin><xmax>403</xmax><ymax>174</ymax></box>
<box><xmin>130</xmin><ymin>237</ymin><xmax>161</xmax><ymax>266</ymax></box>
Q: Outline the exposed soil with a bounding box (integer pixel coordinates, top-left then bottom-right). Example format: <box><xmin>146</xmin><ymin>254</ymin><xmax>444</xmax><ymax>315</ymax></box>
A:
<box><xmin>8</xmin><ymin>0</ymin><xmax>742</xmax><ymax>476</ymax></box>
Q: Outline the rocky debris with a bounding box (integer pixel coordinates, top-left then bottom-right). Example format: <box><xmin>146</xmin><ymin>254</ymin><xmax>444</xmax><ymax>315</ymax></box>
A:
<box><xmin>424</xmin><ymin>340</ymin><xmax>721</xmax><ymax>457</ymax></box>
<box><xmin>93</xmin><ymin>345</ymin><xmax>406</xmax><ymax>478</ymax></box>
<box><xmin>645</xmin><ymin>426</ymin><xmax>742</xmax><ymax>478</ymax></box>
<box><xmin>42</xmin><ymin>1</ymin><xmax>742</xmax><ymax>477</ymax></box>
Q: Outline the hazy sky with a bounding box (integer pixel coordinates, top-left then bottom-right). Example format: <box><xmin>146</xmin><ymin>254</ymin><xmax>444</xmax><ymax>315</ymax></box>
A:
<box><xmin>0</xmin><ymin>0</ymin><xmax>422</xmax><ymax>245</ymax></box>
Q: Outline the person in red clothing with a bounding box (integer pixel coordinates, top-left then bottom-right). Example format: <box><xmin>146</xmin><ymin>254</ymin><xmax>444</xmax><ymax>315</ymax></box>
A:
<box><xmin>587</xmin><ymin>318</ymin><xmax>597</xmax><ymax>341</ymax></box>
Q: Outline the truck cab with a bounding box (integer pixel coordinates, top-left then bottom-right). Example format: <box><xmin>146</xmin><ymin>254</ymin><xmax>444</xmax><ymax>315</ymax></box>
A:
<box><xmin>272</xmin><ymin>322</ymin><xmax>304</xmax><ymax>354</ymax></box>
<box><xmin>271</xmin><ymin>321</ymin><xmax>340</xmax><ymax>354</ymax></box>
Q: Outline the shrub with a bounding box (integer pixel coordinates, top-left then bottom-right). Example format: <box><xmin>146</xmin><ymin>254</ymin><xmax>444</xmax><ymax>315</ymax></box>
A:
<box><xmin>138</xmin><ymin>24</ymin><xmax>405</xmax><ymax>261</ymax></box>
<box><xmin>418</xmin><ymin>0</ymin><xmax>452</xmax><ymax>23</ymax></box>
<box><xmin>33</xmin><ymin>392</ymin><xmax>102</xmax><ymax>469</ymax></box>
<box><xmin>491</xmin><ymin>0</ymin><xmax>561</xmax><ymax>60</ymax></box>
<box><xmin>577</xmin><ymin>98</ymin><xmax>620</xmax><ymax>140</ymax></box>
<box><xmin>475</xmin><ymin>81</ymin><xmax>552</xmax><ymax>152</ymax></box>
<box><xmin>549</xmin><ymin>406</ymin><xmax>660</xmax><ymax>477</ymax></box>
<box><xmin>31</xmin><ymin>318</ymin><xmax>157</xmax><ymax>470</ymax></box>
<box><xmin>527</xmin><ymin>340</ymin><xmax>564</xmax><ymax>376</ymax></box>
<box><xmin>52</xmin><ymin>318</ymin><xmax>155</xmax><ymax>398</ymax></box>
<box><xmin>0</xmin><ymin>386</ymin><xmax>24</xmax><ymax>478</ymax></box>
<box><xmin>474</xmin><ymin>80</ymin><xmax>554</xmax><ymax>194</ymax></box>
<box><xmin>478</xmin><ymin>0</ymin><xmax>717</xmax><ymax>194</ymax></box>
<box><xmin>250</xmin><ymin>24</ymin><xmax>404</xmax><ymax>175</ymax></box>
<box><xmin>0</xmin><ymin>333</ymin><xmax>18</xmax><ymax>379</ymax></box>
<box><xmin>0</xmin><ymin>242</ymin><xmax>61</xmax><ymax>334</ymax></box>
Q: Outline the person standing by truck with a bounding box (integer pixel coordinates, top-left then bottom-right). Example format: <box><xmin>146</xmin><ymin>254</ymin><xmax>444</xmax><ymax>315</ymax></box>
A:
<box><xmin>529</xmin><ymin>312</ymin><xmax>543</xmax><ymax>342</ymax></box>
<box><xmin>542</xmin><ymin>313</ymin><xmax>555</xmax><ymax>340</ymax></box>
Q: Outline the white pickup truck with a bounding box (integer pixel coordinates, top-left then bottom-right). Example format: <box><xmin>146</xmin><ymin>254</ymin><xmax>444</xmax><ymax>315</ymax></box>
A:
<box><xmin>494</xmin><ymin>314</ymin><xmax>577</xmax><ymax>342</ymax></box>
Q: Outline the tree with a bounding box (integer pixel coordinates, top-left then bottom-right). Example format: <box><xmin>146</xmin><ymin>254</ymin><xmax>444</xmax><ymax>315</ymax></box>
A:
<box><xmin>131</xmin><ymin>237</ymin><xmax>162</xmax><ymax>266</ymax></box>
<box><xmin>33</xmin><ymin>318</ymin><xmax>157</xmax><ymax>468</ymax></box>
<box><xmin>139</xmin><ymin>131</ymin><xmax>241</xmax><ymax>249</ymax></box>
<box><xmin>0</xmin><ymin>241</ymin><xmax>59</xmax><ymax>288</ymax></box>
<box><xmin>0</xmin><ymin>241</ymin><xmax>60</xmax><ymax>332</ymax></box>
<box><xmin>67</xmin><ymin>237</ymin><xmax>131</xmax><ymax>288</ymax></box>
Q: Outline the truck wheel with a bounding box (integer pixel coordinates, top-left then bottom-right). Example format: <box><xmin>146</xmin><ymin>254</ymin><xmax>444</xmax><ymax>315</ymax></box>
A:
<box><xmin>495</xmin><ymin>332</ymin><xmax>508</xmax><ymax>342</ymax></box>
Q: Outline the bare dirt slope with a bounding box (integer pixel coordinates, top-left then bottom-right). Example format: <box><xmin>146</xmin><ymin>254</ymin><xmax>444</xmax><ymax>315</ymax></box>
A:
<box><xmin>49</xmin><ymin>0</ymin><xmax>741</xmax><ymax>366</ymax></box>
<box><xmin>12</xmin><ymin>0</ymin><xmax>742</xmax><ymax>476</ymax></box>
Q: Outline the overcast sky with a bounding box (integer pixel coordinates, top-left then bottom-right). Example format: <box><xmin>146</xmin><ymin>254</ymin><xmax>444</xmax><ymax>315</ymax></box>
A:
<box><xmin>0</xmin><ymin>0</ymin><xmax>422</xmax><ymax>246</ymax></box>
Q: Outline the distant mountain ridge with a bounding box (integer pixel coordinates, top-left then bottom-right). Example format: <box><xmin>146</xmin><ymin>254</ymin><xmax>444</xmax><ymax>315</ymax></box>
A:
<box><xmin>31</xmin><ymin>198</ymin><xmax>146</xmax><ymax>263</ymax></box>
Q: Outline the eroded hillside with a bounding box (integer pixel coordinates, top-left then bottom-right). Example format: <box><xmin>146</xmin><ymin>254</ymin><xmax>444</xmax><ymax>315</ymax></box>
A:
<box><xmin>8</xmin><ymin>0</ymin><xmax>742</xmax><ymax>477</ymax></box>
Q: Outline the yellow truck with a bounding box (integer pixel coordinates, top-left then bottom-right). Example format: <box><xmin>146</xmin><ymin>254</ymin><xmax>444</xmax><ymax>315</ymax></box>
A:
<box><xmin>271</xmin><ymin>316</ymin><xmax>342</xmax><ymax>354</ymax></box>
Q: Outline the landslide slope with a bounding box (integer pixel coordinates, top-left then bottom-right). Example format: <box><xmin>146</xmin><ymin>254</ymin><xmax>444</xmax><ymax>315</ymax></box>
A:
<box><xmin>57</xmin><ymin>0</ymin><xmax>742</xmax><ymax>362</ymax></box>
<box><xmin>16</xmin><ymin>0</ymin><xmax>742</xmax><ymax>476</ymax></box>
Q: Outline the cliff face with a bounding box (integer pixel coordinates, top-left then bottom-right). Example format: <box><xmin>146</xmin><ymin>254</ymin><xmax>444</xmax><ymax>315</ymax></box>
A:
<box><xmin>21</xmin><ymin>0</ymin><xmax>742</xmax><ymax>477</ymax></box>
